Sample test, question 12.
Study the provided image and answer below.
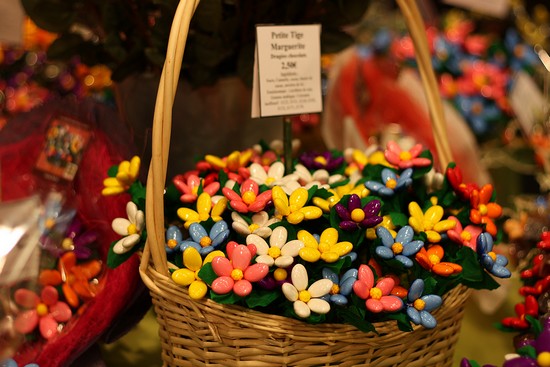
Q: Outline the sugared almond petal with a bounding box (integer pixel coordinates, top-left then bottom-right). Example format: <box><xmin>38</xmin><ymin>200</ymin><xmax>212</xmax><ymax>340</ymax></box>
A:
<box><xmin>308</xmin><ymin>279</ymin><xmax>332</xmax><ymax>298</ymax></box>
<box><xmin>244</xmin><ymin>263</ymin><xmax>268</xmax><ymax>282</ymax></box>
<box><xmin>294</xmin><ymin>300</ymin><xmax>310</xmax><ymax>318</ymax></box>
<box><xmin>50</xmin><ymin>301</ymin><xmax>72</xmax><ymax>322</ymax></box>
<box><xmin>291</xmin><ymin>264</ymin><xmax>308</xmax><ymax>291</ymax></box>
<box><xmin>308</xmin><ymin>298</ymin><xmax>330</xmax><ymax>314</ymax></box>
<box><xmin>112</xmin><ymin>218</ymin><xmax>131</xmax><ymax>236</ymax></box>
<box><xmin>281</xmin><ymin>240</ymin><xmax>304</xmax><ymax>257</ymax></box>
<box><xmin>282</xmin><ymin>283</ymin><xmax>298</xmax><ymax>302</ymax></box>
<box><xmin>233</xmin><ymin>279</ymin><xmax>252</xmax><ymax>297</ymax></box>
<box><xmin>211</xmin><ymin>257</ymin><xmax>232</xmax><ymax>277</ymax></box>
<box><xmin>39</xmin><ymin>314</ymin><xmax>59</xmax><ymax>339</ymax></box>
<box><xmin>41</xmin><ymin>285</ymin><xmax>59</xmax><ymax>306</ymax></box>
<box><xmin>211</xmin><ymin>276</ymin><xmax>234</xmax><ymax>294</ymax></box>
<box><xmin>246</xmin><ymin>234</ymin><xmax>269</xmax><ymax>255</ymax></box>
<box><xmin>14</xmin><ymin>310</ymin><xmax>38</xmax><ymax>334</ymax></box>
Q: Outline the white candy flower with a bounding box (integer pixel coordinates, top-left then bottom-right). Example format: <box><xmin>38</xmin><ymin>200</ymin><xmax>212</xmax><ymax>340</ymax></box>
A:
<box><xmin>282</xmin><ymin>264</ymin><xmax>332</xmax><ymax>318</ymax></box>
<box><xmin>293</xmin><ymin>164</ymin><xmax>345</xmax><ymax>190</ymax></box>
<box><xmin>111</xmin><ymin>201</ymin><xmax>144</xmax><ymax>254</ymax></box>
<box><xmin>247</xmin><ymin>226</ymin><xmax>303</xmax><ymax>267</ymax></box>
<box><xmin>249</xmin><ymin>161</ymin><xmax>301</xmax><ymax>195</ymax></box>
<box><xmin>231</xmin><ymin>211</ymin><xmax>279</xmax><ymax>238</ymax></box>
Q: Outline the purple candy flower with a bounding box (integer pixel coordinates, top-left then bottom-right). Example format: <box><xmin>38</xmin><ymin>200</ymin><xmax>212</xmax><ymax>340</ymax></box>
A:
<box><xmin>299</xmin><ymin>151</ymin><xmax>344</xmax><ymax>171</ymax></box>
<box><xmin>503</xmin><ymin>317</ymin><xmax>550</xmax><ymax>367</ymax></box>
<box><xmin>334</xmin><ymin>195</ymin><xmax>382</xmax><ymax>231</ymax></box>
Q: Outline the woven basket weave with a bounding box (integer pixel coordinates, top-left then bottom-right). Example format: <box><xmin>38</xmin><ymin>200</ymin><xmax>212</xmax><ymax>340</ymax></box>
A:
<box><xmin>139</xmin><ymin>0</ymin><xmax>470</xmax><ymax>366</ymax></box>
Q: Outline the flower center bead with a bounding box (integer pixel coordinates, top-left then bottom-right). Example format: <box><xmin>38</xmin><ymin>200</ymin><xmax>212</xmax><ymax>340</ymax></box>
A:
<box><xmin>45</xmin><ymin>218</ymin><xmax>56</xmax><ymax>230</ymax></box>
<box><xmin>230</xmin><ymin>268</ymin><xmax>243</xmax><ymax>281</ymax></box>
<box><xmin>478</xmin><ymin>204</ymin><xmax>488</xmax><ymax>216</ymax></box>
<box><xmin>268</xmin><ymin>247</ymin><xmax>281</xmax><ymax>259</ymax></box>
<box><xmin>248</xmin><ymin>223</ymin><xmax>260</xmax><ymax>232</ymax></box>
<box><xmin>242</xmin><ymin>191</ymin><xmax>257</xmax><ymax>205</ymax></box>
<box><xmin>167</xmin><ymin>239</ymin><xmax>178</xmax><ymax>249</ymax></box>
<box><xmin>36</xmin><ymin>303</ymin><xmax>48</xmax><ymax>317</ymax></box>
<box><xmin>298</xmin><ymin>290</ymin><xmax>311</xmax><ymax>303</ymax></box>
<box><xmin>273</xmin><ymin>268</ymin><xmax>287</xmax><ymax>281</ymax></box>
<box><xmin>127</xmin><ymin>223</ymin><xmax>137</xmax><ymax>235</ymax></box>
<box><xmin>369</xmin><ymin>287</ymin><xmax>382</xmax><ymax>300</ymax></box>
<box><xmin>391</xmin><ymin>242</ymin><xmax>404</xmax><ymax>254</ymax></box>
<box><xmin>199</xmin><ymin>237</ymin><xmax>212</xmax><ymax>248</ymax></box>
<box><xmin>385</xmin><ymin>178</ymin><xmax>397</xmax><ymax>189</ymax></box>
<box><xmin>351</xmin><ymin>208</ymin><xmax>365</xmax><ymax>222</ymax></box>
<box><xmin>460</xmin><ymin>231</ymin><xmax>471</xmax><ymax>242</ymax></box>
<box><xmin>314</xmin><ymin>156</ymin><xmax>327</xmax><ymax>166</ymax></box>
<box><xmin>399</xmin><ymin>151</ymin><xmax>412</xmax><ymax>161</ymax></box>
<box><xmin>488</xmin><ymin>251</ymin><xmax>497</xmax><ymax>262</ymax></box>
<box><xmin>473</xmin><ymin>101</ymin><xmax>485</xmax><ymax>116</ymax></box>
<box><xmin>537</xmin><ymin>352</ymin><xmax>550</xmax><ymax>367</ymax></box>
<box><xmin>265</xmin><ymin>177</ymin><xmax>275</xmax><ymax>186</ymax></box>
<box><xmin>429</xmin><ymin>254</ymin><xmax>441</xmax><ymax>265</ymax></box>
<box><xmin>62</xmin><ymin>238</ymin><xmax>74</xmax><ymax>251</ymax></box>
<box><xmin>413</xmin><ymin>299</ymin><xmax>426</xmax><ymax>311</ymax></box>
<box><xmin>330</xmin><ymin>284</ymin><xmax>340</xmax><ymax>295</ymax></box>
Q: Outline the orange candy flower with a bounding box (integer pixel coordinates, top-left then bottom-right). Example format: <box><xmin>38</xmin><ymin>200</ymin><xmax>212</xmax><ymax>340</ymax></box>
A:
<box><xmin>469</xmin><ymin>184</ymin><xmax>502</xmax><ymax>237</ymax></box>
<box><xmin>415</xmin><ymin>245</ymin><xmax>462</xmax><ymax>277</ymax></box>
<box><xmin>39</xmin><ymin>252</ymin><xmax>103</xmax><ymax>308</ymax></box>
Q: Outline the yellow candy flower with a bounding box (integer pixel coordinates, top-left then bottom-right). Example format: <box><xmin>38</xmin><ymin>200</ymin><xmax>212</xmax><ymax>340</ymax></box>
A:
<box><xmin>205</xmin><ymin>149</ymin><xmax>253</xmax><ymax>172</ymax></box>
<box><xmin>272</xmin><ymin>186</ymin><xmax>322</xmax><ymax>225</ymax></box>
<box><xmin>408</xmin><ymin>202</ymin><xmax>456</xmax><ymax>243</ymax></box>
<box><xmin>298</xmin><ymin>228</ymin><xmax>353</xmax><ymax>263</ymax></box>
<box><xmin>102</xmin><ymin>156</ymin><xmax>141</xmax><ymax>196</ymax></box>
<box><xmin>312</xmin><ymin>181</ymin><xmax>369</xmax><ymax>213</ymax></box>
<box><xmin>177</xmin><ymin>192</ymin><xmax>228</xmax><ymax>229</ymax></box>
<box><xmin>171</xmin><ymin>248</ymin><xmax>225</xmax><ymax>299</ymax></box>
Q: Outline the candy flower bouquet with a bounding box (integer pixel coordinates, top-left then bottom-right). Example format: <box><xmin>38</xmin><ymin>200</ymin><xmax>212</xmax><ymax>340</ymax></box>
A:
<box><xmin>104</xmin><ymin>140</ymin><xmax>511</xmax><ymax>332</ymax></box>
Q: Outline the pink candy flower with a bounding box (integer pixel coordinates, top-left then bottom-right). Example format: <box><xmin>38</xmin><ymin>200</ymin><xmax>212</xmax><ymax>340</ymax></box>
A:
<box><xmin>14</xmin><ymin>285</ymin><xmax>72</xmax><ymax>339</ymax></box>
<box><xmin>173</xmin><ymin>173</ymin><xmax>220</xmax><ymax>203</ymax></box>
<box><xmin>211</xmin><ymin>244</ymin><xmax>268</xmax><ymax>297</ymax></box>
<box><xmin>222</xmin><ymin>179</ymin><xmax>272</xmax><ymax>214</ymax></box>
<box><xmin>384</xmin><ymin>141</ymin><xmax>431</xmax><ymax>169</ymax></box>
<box><xmin>352</xmin><ymin>264</ymin><xmax>403</xmax><ymax>313</ymax></box>
<box><xmin>447</xmin><ymin>216</ymin><xmax>482</xmax><ymax>251</ymax></box>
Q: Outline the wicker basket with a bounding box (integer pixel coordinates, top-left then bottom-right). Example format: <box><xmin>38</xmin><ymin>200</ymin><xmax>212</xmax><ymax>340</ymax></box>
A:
<box><xmin>139</xmin><ymin>0</ymin><xmax>471</xmax><ymax>366</ymax></box>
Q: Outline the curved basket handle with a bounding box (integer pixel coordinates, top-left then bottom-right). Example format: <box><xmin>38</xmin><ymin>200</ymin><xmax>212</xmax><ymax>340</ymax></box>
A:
<box><xmin>145</xmin><ymin>0</ymin><xmax>200</xmax><ymax>276</ymax></box>
<box><xmin>143</xmin><ymin>0</ymin><xmax>451</xmax><ymax>276</ymax></box>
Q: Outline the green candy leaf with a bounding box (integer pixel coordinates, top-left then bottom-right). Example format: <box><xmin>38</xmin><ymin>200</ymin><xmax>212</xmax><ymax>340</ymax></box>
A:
<box><xmin>106</xmin><ymin>240</ymin><xmax>141</xmax><ymax>269</ymax></box>
<box><xmin>387</xmin><ymin>312</ymin><xmax>413</xmax><ymax>332</ymax></box>
<box><xmin>197</xmin><ymin>262</ymin><xmax>218</xmax><ymax>286</ymax></box>
<box><xmin>245</xmin><ymin>289</ymin><xmax>280</xmax><ymax>308</ymax></box>
<box><xmin>210</xmin><ymin>291</ymin><xmax>242</xmax><ymax>305</ymax></box>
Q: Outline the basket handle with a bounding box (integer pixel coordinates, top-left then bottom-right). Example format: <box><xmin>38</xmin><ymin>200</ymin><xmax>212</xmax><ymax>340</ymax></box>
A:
<box><xmin>143</xmin><ymin>0</ymin><xmax>452</xmax><ymax>276</ymax></box>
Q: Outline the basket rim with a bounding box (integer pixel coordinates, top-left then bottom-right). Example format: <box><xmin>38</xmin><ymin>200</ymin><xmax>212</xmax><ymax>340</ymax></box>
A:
<box><xmin>141</xmin><ymin>252</ymin><xmax>471</xmax><ymax>339</ymax></box>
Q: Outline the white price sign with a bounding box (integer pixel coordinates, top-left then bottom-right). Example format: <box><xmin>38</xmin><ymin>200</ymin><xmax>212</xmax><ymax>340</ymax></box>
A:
<box><xmin>251</xmin><ymin>24</ymin><xmax>323</xmax><ymax>118</ymax></box>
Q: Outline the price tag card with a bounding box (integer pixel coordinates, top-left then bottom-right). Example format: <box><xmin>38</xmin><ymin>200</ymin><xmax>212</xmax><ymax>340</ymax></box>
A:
<box><xmin>251</xmin><ymin>24</ymin><xmax>322</xmax><ymax>118</ymax></box>
<box><xmin>0</xmin><ymin>0</ymin><xmax>25</xmax><ymax>45</ymax></box>
<box><xmin>443</xmin><ymin>0</ymin><xmax>510</xmax><ymax>19</ymax></box>
<box><xmin>509</xmin><ymin>71</ymin><xmax>546</xmax><ymax>136</ymax></box>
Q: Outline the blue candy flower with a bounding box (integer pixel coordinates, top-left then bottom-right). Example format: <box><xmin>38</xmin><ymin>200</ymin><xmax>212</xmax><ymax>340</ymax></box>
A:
<box><xmin>165</xmin><ymin>225</ymin><xmax>184</xmax><ymax>255</ymax></box>
<box><xmin>476</xmin><ymin>232</ymin><xmax>511</xmax><ymax>278</ymax></box>
<box><xmin>179</xmin><ymin>220</ymin><xmax>230</xmax><ymax>256</ymax></box>
<box><xmin>406</xmin><ymin>279</ymin><xmax>442</xmax><ymax>329</ymax></box>
<box><xmin>321</xmin><ymin>268</ymin><xmax>358</xmax><ymax>306</ymax></box>
<box><xmin>375</xmin><ymin>225</ymin><xmax>424</xmax><ymax>267</ymax></box>
<box><xmin>365</xmin><ymin>168</ymin><xmax>413</xmax><ymax>197</ymax></box>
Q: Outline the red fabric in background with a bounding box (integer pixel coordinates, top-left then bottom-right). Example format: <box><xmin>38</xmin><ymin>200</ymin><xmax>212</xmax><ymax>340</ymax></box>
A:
<box><xmin>0</xmin><ymin>97</ymin><xmax>145</xmax><ymax>366</ymax></box>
